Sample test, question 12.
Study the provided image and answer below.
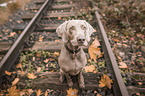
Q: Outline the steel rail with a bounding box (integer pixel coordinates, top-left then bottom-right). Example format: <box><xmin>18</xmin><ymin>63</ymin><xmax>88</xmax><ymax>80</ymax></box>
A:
<box><xmin>95</xmin><ymin>11</ymin><xmax>129</xmax><ymax>96</ymax></box>
<box><xmin>0</xmin><ymin>0</ymin><xmax>52</xmax><ymax>83</ymax></box>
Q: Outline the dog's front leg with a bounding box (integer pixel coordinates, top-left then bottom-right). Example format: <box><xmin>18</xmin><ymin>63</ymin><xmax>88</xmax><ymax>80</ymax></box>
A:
<box><xmin>78</xmin><ymin>70</ymin><xmax>85</xmax><ymax>89</ymax></box>
<box><xmin>64</xmin><ymin>72</ymin><xmax>73</xmax><ymax>87</ymax></box>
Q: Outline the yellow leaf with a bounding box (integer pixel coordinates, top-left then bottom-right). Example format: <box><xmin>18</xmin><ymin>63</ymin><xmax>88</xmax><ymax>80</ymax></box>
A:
<box><xmin>113</xmin><ymin>38</ymin><xmax>119</xmax><ymax>42</ymax></box>
<box><xmin>27</xmin><ymin>73</ymin><xmax>37</xmax><ymax>79</ymax></box>
<box><xmin>21</xmin><ymin>71</ymin><xmax>25</xmax><ymax>75</ymax></box>
<box><xmin>45</xmin><ymin>90</ymin><xmax>48</xmax><ymax>96</ymax></box>
<box><xmin>54</xmin><ymin>52</ymin><xmax>59</xmax><ymax>56</ymax></box>
<box><xmin>138</xmin><ymin>82</ymin><xmax>143</xmax><ymax>85</ymax></box>
<box><xmin>26</xmin><ymin>89</ymin><xmax>33</xmax><ymax>95</ymax></box>
<box><xmin>12</xmin><ymin>78</ymin><xmax>19</xmax><ymax>86</ymax></box>
<box><xmin>8</xmin><ymin>32</ymin><xmax>16</xmax><ymax>37</ymax></box>
<box><xmin>117</xmin><ymin>56</ymin><xmax>122</xmax><ymax>62</ymax></box>
<box><xmin>16</xmin><ymin>63</ymin><xmax>22</xmax><ymax>68</ymax></box>
<box><xmin>66</xmin><ymin>88</ymin><xmax>78</xmax><ymax>96</ymax></box>
<box><xmin>37</xmin><ymin>67</ymin><xmax>41</xmax><ymax>72</ymax></box>
<box><xmin>5</xmin><ymin>70</ymin><xmax>11</xmax><ymax>75</ymax></box>
<box><xmin>17</xmin><ymin>20</ymin><xmax>21</xmax><ymax>23</ymax></box>
<box><xmin>44</xmin><ymin>59</ymin><xmax>49</xmax><ymax>63</ymax></box>
<box><xmin>38</xmin><ymin>35</ymin><xmax>43</xmax><ymax>41</ymax></box>
<box><xmin>58</xmin><ymin>17</ymin><xmax>61</xmax><ymax>20</ymax></box>
<box><xmin>36</xmin><ymin>89</ymin><xmax>41</xmax><ymax>96</ymax></box>
<box><xmin>97</xmin><ymin>94</ymin><xmax>102</xmax><ymax>96</ymax></box>
<box><xmin>123</xmin><ymin>44</ymin><xmax>127</xmax><ymax>47</ymax></box>
<box><xmin>84</xmin><ymin>65</ymin><xmax>96</xmax><ymax>72</ymax></box>
<box><xmin>99</xmin><ymin>74</ymin><xmax>113</xmax><ymax>89</ymax></box>
<box><xmin>55</xmin><ymin>39</ymin><xmax>60</xmax><ymax>41</ymax></box>
<box><xmin>119</xmin><ymin>62</ymin><xmax>128</xmax><ymax>69</ymax></box>
<box><xmin>8</xmin><ymin>86</ymin><xmax>20</xmax><ymax>96</ymax></box>
<box><xmin>33</xmin><ymin>57</ymin><xmax>35</xmax><ymax>61</ymax></box>
<box><xmin>88</xmin><ymin>38</ymin><xmax>102</xmax><ymax>62</ymax></box>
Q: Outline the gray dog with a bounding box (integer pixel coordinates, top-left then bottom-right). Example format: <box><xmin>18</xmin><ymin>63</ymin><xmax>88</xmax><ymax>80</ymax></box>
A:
<box><xmin>56</xmin><ymin>20</ymin><xmax>94</xmax><ymax>88</ymax></box>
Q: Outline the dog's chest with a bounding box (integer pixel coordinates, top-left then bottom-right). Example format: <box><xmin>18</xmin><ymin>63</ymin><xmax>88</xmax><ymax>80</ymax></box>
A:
<box><xmin>66</xmin><ymin>57</ymin><xmax>85</xmax><ymax>75</ymax></box>
<box><xmin>59</xmin><ymin>52</ymin><xmax>87</xmax><ymax>75</ymax></box>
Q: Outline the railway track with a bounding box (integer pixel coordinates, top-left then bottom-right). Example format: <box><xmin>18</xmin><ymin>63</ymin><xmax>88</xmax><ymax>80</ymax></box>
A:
<box><xmin>0</xmin><ymin>0</ymin><xmax>144</xmax><ymax>95</ymax></box>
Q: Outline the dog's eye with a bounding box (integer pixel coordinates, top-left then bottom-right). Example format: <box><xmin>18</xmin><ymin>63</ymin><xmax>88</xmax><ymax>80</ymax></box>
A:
<box><xmin>69</xmin><ymin>26</ymin><xmax>75</xmax><ymax>31</ymax></box>
<box><xmin>81</xmin><ymin>25</ymin><xmax>86</xmax><ymax>30</ymax></box>
<box><xmin>69</xmin><ymin>26</ymin><xmax>75</xmax><ymax>34</ymax></box>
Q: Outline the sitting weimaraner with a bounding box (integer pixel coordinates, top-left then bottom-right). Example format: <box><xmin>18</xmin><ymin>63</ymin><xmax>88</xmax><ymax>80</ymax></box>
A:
<box><xmin>56</xmin><ymin>20</ymin><xmax>95</xmax><ymax>88</ymax></box>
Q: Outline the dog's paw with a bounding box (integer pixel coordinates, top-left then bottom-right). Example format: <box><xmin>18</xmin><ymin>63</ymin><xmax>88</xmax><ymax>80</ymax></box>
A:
<box><xmin>59</xmin><ymin>75</ymin><xmax>65</xmax><ymax>83</ymax></box>
<box><xmin>68</xmin><ymin>81</ymin><xmax>73</xmax><ymax>87</ymax></box>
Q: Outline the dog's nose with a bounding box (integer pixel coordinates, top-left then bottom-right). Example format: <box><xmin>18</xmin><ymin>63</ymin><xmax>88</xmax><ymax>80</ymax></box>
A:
<box><xmin>77</xmin><ymin>36</ymin><xmax>85</xmax><ymax>43</ymax></box>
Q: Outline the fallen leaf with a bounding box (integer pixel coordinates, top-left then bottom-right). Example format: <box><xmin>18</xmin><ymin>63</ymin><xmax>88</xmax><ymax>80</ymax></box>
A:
<box><xmin>136</xmin><ymin>93</ymin><xmax>140</xmax><ymax>96</ymax></box>
<box><xmin>44</xmin><ymin>59</ymin><xmax>49</xmax><ymax>63</ymax></box>
<box><xmin>123</xmin><ymin>44</ymin><xmax>127</xmax><ymax>47</ymax></box>
<box><xmin>84</xmin><ymin>65</ymin><xmax>96</xmax><ymax>72</ymax></box>
<box><xmin>89</xmin><ymin>38</ymin><xmax>102</xmax><ymax>61</ymax></box>
<box><xmin>97</xmin><ymin>94</ymin><xmax>102</xmax><ymax>96</ymax></box>
<box><xmin>119</xmin><ymin>62</ymin><xmax>128</xmax><ymax>69</ymax></box>
<box><xmin>114</xmin><ymin>38</ymin><xmax>119</xmax><ymax>42</ymax></box>
<box><xmin>38</xmin><ymin>35</ymin><xmax>43</xmax><ymax>41</ymax></box>
<box><xmin>55</xmin><ymin>39</ymin><xmax>60</xmax><ymax>41</ymax></box>
<box><xmin>27</xmin><ymin>73</ymin><xmax>37</xmax><ymax>79</ymax></box>
<box><xmin>66</xmin><ymin>88</ymin><xmax>78</xmax><ymax>96</ymax></box>
<box><xmin>37</xmin><ymin>67</ymin><xmax>41</xmax><ymax>72</ymax></box>
<box><xmin>54</xmin><ymin>52</ymin><xmax>59</xmax><ymax>56</ymax></box>
<box><xmin>35</xmin><ymin>89</ymin><xmax>41</xmax><ymax>96</ymax></box>
<box><xmin>99</xmin><ymin>74</ymin><xmax>113</xmax><ymax>89</ymax></box>
<box><xmin>117</xmin><ymin>56</ymin><xmax>122</xmax><ymax>62</ymax></box>
<box><xmin>21</xmin><ymin>71</ymin><xmax>25</xmax><ymax>75</ymax></box>
<box><xmin>8</xmin><ymin>32</ymin><xmax>16</xmax><ymax>37</ymax></box>
<box><xmin>12</xmin><ymin>78</ymin><xmax>19</xmax><ymax>86</ymax></box>
<box><xmin>16</xmin><ymin>63</ymin><xmax>22</xmax><ymax>68</ymax></box>
<box><xmin>138</xmin><ymin>82</ymin><xmax>143</xmax><ymax>85</ymax></box>
<box><xmin>33</xmin><ymin>57</ymin><xmax>35</xmax><ymax>61</ymax></box>
<box><xmin>5</xmin><ymin>70</ymin><xmax>11</xmax><ymax>75</ymax></box>
<box><xmin>58</xmin><ymin>17</ymin><xmax>61</xmax><ymax>20</ymax></box>
<box><xmin>8</xmin><ymin>86</ymin><xmax>20</xmax><ymax>96</ymax></box>
<box><xmin>45</xmin><ymin>90</ymin><xmax>48</xmax><ymax>96</ymax></box>
<box><xmin>25</xmin><ymin>89</ymin><xmax>33</xmax><ymax>95</ymax></box>
<box><xmin>17</xmin><ymin>20</ymin><xmax>21</xmax><ymax>23</ymax></box>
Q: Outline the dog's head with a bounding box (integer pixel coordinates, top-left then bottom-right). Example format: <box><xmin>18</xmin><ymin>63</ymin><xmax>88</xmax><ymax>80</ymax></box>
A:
<box><xmin>56</xmin><ymin>20</ymin><xmax>95</xmax><ymax>46</ymax></box>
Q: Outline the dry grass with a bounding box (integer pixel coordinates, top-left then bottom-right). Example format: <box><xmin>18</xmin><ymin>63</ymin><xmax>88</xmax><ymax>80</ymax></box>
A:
<box><xmin>0</xmin><ymin>0</ymin><xmax>30</xmax><ymax>26</ymax></box>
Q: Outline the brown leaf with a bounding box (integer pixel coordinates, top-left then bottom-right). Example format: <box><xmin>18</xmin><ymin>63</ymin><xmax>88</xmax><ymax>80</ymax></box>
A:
<box><xmin>27</xmin><ymin>73</ymin><xmax>37</xmax><ymax>79</ymax></box>
<box><xmin>45</xmin><ymin>90</ymin><xmax>48</xmax><ymax>96</ymax></box>
<box><xmin>44</xmin><ymin>59</ymin><xmax>49</xmax><ymax>63</ymax></box>
<box><xmin>66</xmin><ymin>88</ymin><xmax>78</xmax><ymax>96</ymax></box>
<box><xmin>8</xmin><ymin>32</ymin><xmax>16</xmax><ymax>37</ymax></box>
<box><xmin>35</xmin><ymin>89</ymin><xmax>41</xmax><ymax>96</ymax></box>
<box><xmin>37</xmin><ymin>67</ymin><xmax>41</xmax><ymax>72</ymax></box>
<box><xmin>113</xmin><ymin>38</ymin><xmax>119</xmax><ymax>42</ymax></box>
<box><xmin>12</xmin><ymin>78</ymin><xmax>19</xmax><ymax>86</ymax></box>
<box><xmin>5</xmin><ymin>70</ymin><xmax>11</xmax><ymax>75</ymax></box>
<box><xmin>16</xmin><ymin>63</ymin><xmax>22</xmax><ymax>68</ymax></box>
<box><xmin>38</xmin><ymin>35</ymin><xmax>43</xmax><ymax>41</ymax></box>
<box><xmin>54</xmin><ymin>52</ymin><xmax>59</xmax><ymax>56</ymax></box>
<box><xmin>84</xmin><ymin>65</ymin><xmax>96</xmax><ymax>73</ymax></box>
<box><xmin>55</xmin><ymin>39</ymin><xmax>60</xmax><ymax>41</ymax></box>
<box><xmin>58</xmin><ymin>17</ymin><xmax>61</xmax><ymax>20</ymax></box>
<box><xmin>99</xmin><ymin>74</ymin><xmax>113</xmax><ymax>89</ymax></box>
<box><xmin>89</xmin><ymin>38</ymin><xmax>102</xmax><ymax>61</ymax></box>
<box><xmin>119</xmin><ymin>62</ymin><xmax>128</xmax><ymax>69</ymax></box>
<box><xmin>8</xmin><ymin>86</ymin><xmax>20</xmax><ymax>96</ymax></box>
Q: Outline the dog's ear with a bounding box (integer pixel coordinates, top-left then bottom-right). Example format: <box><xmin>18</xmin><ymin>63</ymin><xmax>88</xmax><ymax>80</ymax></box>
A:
<box><xmin>56</xmin><ymin>21</ymin><xmax>68</xmax><ymax>42</ymax></box>
<box><xmin>84</xmin><ymin>21</ymin><xmax>95</xmax><ymax>42</ymax></box>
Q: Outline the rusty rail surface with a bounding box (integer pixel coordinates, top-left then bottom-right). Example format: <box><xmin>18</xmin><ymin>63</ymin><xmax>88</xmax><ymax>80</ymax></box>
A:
<box><xmin>95</xmin><ymin>11</ymin><xmax>129</xmax><ymax>96</ymax></box>
<box><xmin>0</xmin><ymin>0</ymin><xmax>52</xmax><ymax>82</ymax></box>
